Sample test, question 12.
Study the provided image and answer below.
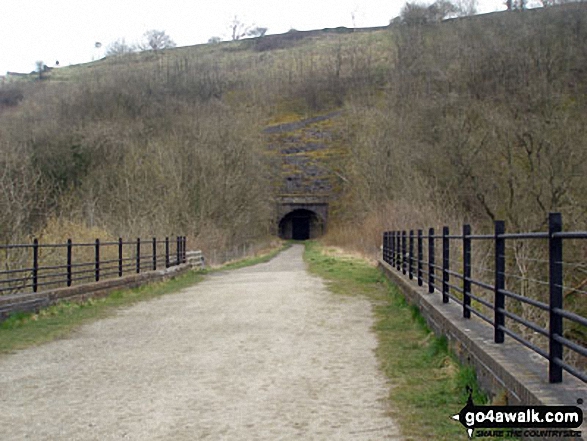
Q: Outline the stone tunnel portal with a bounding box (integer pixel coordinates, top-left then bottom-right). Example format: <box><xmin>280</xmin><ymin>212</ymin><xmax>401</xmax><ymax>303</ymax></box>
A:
<box><xmin>278</xmin><ymin>209</ymin><xmax>323</xmax><ymax>240</ymax></box>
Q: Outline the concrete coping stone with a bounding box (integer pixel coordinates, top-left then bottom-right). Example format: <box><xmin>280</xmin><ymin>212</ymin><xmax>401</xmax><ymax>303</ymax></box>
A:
<box><xmin>378</xmin><ymin>258</ymin><xmax>586</xmax><ymax>441</ymax></box>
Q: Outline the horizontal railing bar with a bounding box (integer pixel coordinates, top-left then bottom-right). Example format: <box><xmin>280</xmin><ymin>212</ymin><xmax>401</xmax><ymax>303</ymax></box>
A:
<box><xmin>465</xmin><ymin>234</ymin><xmax>494</xmax><ymax>240</ymax></box>
<box><xmin>71</xmin><ymin>275</ymin><xmax>96</xmax><ymax>283</ymax></box>
<box><xmin>0</xmin><ymin>238</ymin><xmax>186</xmax><ymax>250</ymax></box>
<box><xmin>553</xmin><ymin>308</ymin><xmax>587</xmax><ymax>328</ymax></box>
<box><xmin>70</xmin><ymin>262</ymin><xmax>98</xmax><ymax>269</ymax></box>
<box><xmin>499</xmin><ymin>289</ymin><xmax>549</xmax><ymax>311</ymax></box>
<box><xmin>498</xmin><ymin>325</ymin><xmax>549</xmax><ymax>359</ymax></box>
<box><xmin>446</xmin><ymin>269</ymin><xmax>463</xmax><ymax>279</ymax></box>
<box><xmin>71</xmin><ymin>268</ymin><xmax>98</xmax><ymax>277</ymax></box>
<box><xmin>552</xmin><ymin>232</ymin><xmax>587</xmax><ymax>239</ymax></box>
<box><xmin>37</xmin><ymin>272</ymin><xmax>69</xmax><ymax>280</ymax></box>
<box><xmin>447</xmin><ymin>282</ymin><xmax>464</xmax><ymax>294</ymax></box>
<box><xmin>467</xmin><ymin>292</ymin><xmax>493</xmax><ymax>309</ymax></box>
<box><xmin>99</xmin><ymin>258</ymin><xmax>122</xmax><ymax>265</ymax></box>
<box><xmin>467</xmin><ymin>278</ymin><xmax>494</xmax><ymax>291</ymax></box>
<box><xmin>446</xmin><ymin>292</ymin><xmax>463</xmax><ymax>305</ymax></box>
<box><xmin>35</xmin><ymin>243</ymin><xmax>69</xmax><ymax>249</ymax></box>
<box><xmin>0</xmin><ymin>244</ymin><xmax>33</xmax><ymax>250</ymax></box>
<box><xmin>466</xmin><ymin>305</ymin><xmax>493</xmax><ymax>325</ymax></box>
<box><xmin>497</xmin><ymin>307</ymin><xmax>549</xmax><ymax>337</ymax></box>
<box><xmin>99</xmin><ymin>264</ymin><xmax>123</xmax><ymax>272</ymax></box>
<box><xmin>498</xmin><ymin>233</ymin><xmax>549</xmax><ymax>239</ymax></box>
<box><xmin>553</xmin><ymin>358</ymin><xmax>587</xmax><ymax>383</ymax></box>
<box><xmin>553</xmin><ymin>335</ymin><xmax>587</xmax><ymax>358</ymax></box>
<box><xmin>0</xmin><ymin>268</ymin><xmax>33</xmax><ymax>275</ymax></box>
<box><xmin>0</xmin><ymin>275</ymin><xmax>31</xmax><ymax>284</ymax></box>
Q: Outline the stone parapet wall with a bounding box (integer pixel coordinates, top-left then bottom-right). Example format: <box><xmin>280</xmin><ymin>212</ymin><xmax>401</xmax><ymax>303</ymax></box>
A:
<box><xmin>378</xmin><ymin>258</ymin><xmax>586</xmax><ymax>441</ymax></box>
<box><xmin>0</xmin><ymin>252</ymin><xmax>204</xmax><ymax>322</ymax></box>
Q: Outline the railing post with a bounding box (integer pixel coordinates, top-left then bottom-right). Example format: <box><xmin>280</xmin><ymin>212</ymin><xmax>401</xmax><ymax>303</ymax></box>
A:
<box><xmin>95</xmin><ymin>238</ymin><xmax>100</xmax><ymax>282</ymax></box>
<box><xmin>118</xmin><ymin>238</ymin><xmax>123</xmax><ymax>277</ymax></box>
<box><xmin>176</xmin><ymin>236</ymin><xmax>181</xmax><ymax>266</ymax></box>
<box><xmin>408</xmin><ymin>230</ymin><xmax>414</xmax><ymax>280</ymax></box>
<box><xmin>548</xmin><ymin>212</ymin><xmax>563</xmax><ymax>383</ymax></box>
<box><xmin>153</xmin><ymin>237</ymin><xmax>157</xmax><ymax>270</ymax></box>
<box><xmin>67</xmin><ymin>239</ymin><xmax>72</xmax><ymax>287</ymax></box>
<box><xmin>32</xmin><ymin>238</ymin><xmax>39</xmax><ymax>293</ymax></box>
<box><xmin>165</xmin><ymin>237</ymin><xmax>170</xmax><ymax>268</ymax></box>
<box><xmin>391</xmin><ymin>232</ymin><xmax>395</xmax><ymax>266</ymax></box>
<box><xmin>428</xmin><ymin>228</ymin><xmax>435</xmax><ymax>293</ymax></box>
<box><xmin>402</xmin><ymin>231</ymin><xmax>407</xmax><ymax>275</ymax></box>
<box><xmin>463</xmin><ymin>224</ymin><xmax>471</xmax><ymax>319</ymax></box>
<box><xmin>494</xmin><ymin>220</ymin><xmax>505</xmax><ymax>344</ymax></box>
<box><xmin>180</xmin><ymin>236</ymin><xmax>184</xmax><ymax>263</ymax></box>
<box><xmin>136</xmin><ymin>238</ymin><xmax>141</xmax><ymax>274</ymax></box>
<box><xmin>396</xmin><ymin>232</ymin><xmax>401</xmax><ymax>271</ymax></box>
<box><xmin>183</xmin><ymin>236</ymin><xmax>187</xmax><ymax>263</ymax></box>
<box><xmin>417</xmin><ymin>230</ymin><xmax>423</xmax><ymax>286</ymax></box>
<box><xmin>442</xmin><ymin>226</ymin><xmax>449</xmax><ymax>303</ymax></box>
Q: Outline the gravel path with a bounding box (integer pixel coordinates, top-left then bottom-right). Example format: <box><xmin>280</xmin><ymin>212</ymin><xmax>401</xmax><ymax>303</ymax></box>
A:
<box><xmin>0</xmin><ymin>245</ymin><xmax>401</xmax><ymax>440</ymax></box>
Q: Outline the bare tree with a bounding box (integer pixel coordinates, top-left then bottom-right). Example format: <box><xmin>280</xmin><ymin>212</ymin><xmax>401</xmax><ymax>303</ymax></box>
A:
<box><xmin>35</xmin><ymin>60</ymin><xmax>45</xmax><ymax>80</ymax></box>
<box><xmin>400</xmin><ymin>2</ymin><xmax>431</xmax><ymax>25</ymax></box>
<box><xmin>106</xmin><ymin>38</ymin><xmax>136</xmax><ymax>56</ymax></box>
<box><xmin>229</xmin><ymin>16</ymin><xmax>250</xmax><ymax>40</ymax></box>
<box><xmin>140</xmin><ymin>30</ymin><xmax>176</xmax><ymax>51</ymax></box>
<box><xmin>400</xmin><ymin>0</ymin><xmax>459</xmax><ymax>25</ymax></box>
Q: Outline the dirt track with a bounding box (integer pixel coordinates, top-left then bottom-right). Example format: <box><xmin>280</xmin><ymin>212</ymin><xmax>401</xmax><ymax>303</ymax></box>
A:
<box><xmin>0</xmin><ymin>245</ymin><xmax>401</xmax><ymax>440</ymax></box>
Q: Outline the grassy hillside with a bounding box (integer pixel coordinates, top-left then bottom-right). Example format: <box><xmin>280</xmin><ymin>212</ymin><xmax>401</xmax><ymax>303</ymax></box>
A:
<box><xmin>0</xmin><ymin>27</ymin><xmax>391</xmax><ymax>250</ymax></box>
<box><xmin>1</xmin><ymin>4</ymin><xmax>586</xmax><ymax>253</ymax></box>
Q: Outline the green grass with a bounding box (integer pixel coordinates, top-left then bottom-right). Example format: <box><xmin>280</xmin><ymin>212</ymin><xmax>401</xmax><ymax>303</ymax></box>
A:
<box><xmin>303</xmin><ymin>241</ymin><xmax>517</xmax><ymax>441</ymax></box>
<box><xmin>0</xmin><ymin>242</ymin><xmax>288</xmax><ymax>356</ymax></box>
<box><xmin>0</xmin><ymin>269</ymin><xmax>204</xmax><ymax>355</ymax></box>
<box><xmin>212</xmin><ymin>242</ymin><xmax>290</xmax><ymax>271</ymax></box>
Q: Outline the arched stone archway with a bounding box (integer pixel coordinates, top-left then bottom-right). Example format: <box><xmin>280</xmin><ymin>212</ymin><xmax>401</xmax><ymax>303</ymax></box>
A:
<box><xmin>278</xmin><ymin>209</ymin><xmax>324</xmax><ymax>240</ymax></box>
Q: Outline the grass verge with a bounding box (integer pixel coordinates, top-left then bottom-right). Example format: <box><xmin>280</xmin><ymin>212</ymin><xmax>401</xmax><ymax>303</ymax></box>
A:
<box><xmin>304</xmin><ymin>241</ymin><xmax>517</xmax><ymax>441</ymax></box>
<box><xmin>212</xmin><ymin>242</ymin><xmax>290</xmax><ymax>272</ymax></box>
<box><xmin>0</xmin><ymin>241</ymin><xmax>289</xmax><ymax>356</ymax></box>
<box><xmin>0</xmin><ymin>270</ymin><xmax>204</xmax><ymax>355</ymax></box>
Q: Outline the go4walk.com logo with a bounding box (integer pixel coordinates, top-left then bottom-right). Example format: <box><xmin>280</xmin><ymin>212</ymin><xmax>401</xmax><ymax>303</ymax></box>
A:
<box><xmin>451</xmin><ymin>390</ymin><xmax>583</xmax><ymax>439</ymax></box>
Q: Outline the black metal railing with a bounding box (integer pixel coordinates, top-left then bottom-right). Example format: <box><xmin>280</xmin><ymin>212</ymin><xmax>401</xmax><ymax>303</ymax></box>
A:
<box><xmin>382</xmin><ymin>213</ymin><xmax>586</xmax><ymax>384</ymax></box>
<box><xmin>0</xmin><ymin>236</ymin><xmax>187</xmax><ymax>295</ymax></box>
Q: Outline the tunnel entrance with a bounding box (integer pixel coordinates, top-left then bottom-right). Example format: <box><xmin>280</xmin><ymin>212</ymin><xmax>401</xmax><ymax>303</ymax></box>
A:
<box><xmin>278</xmin><ymin>209</ymin><xmax>322</xmax><ymax>240</ymax></box>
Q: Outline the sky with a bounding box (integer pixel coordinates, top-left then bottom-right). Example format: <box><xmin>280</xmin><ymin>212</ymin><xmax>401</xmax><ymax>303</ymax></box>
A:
<box><xmin>0</xmin><ymin>0</ymin><xmax>505</xmax><ymax>75</ymax></box>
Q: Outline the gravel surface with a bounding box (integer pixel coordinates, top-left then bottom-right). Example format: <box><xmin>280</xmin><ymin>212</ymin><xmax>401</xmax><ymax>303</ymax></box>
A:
<box><xmin>0</xmin><ymin>245</ymin><xmax>401</xmax><ymax>440</ymax></box>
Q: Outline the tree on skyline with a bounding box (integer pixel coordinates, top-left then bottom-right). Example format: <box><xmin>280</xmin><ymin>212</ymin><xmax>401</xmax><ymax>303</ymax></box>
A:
<box><xmin>140</xmin><ymin>30</ymin><xmax>176</xmax><ymax>51</ymax></box>
<box><xmin>106</xmin><ymin>38</ymin><xmax>136</xmax><ymax>56</ymax></box>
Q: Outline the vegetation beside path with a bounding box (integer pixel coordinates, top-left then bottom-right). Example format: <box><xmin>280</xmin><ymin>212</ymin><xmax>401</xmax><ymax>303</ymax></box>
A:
<box><xmin>304</xmin><ymin>241</ymin><xmax>517</xmax><ymax>441</ymax></box>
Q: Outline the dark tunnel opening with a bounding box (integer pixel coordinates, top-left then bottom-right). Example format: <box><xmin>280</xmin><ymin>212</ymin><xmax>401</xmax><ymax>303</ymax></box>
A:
<box><xmin>278</xmin><ymin>209</ymin><xmax>323</xmax><ymax>240</ymax></box>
